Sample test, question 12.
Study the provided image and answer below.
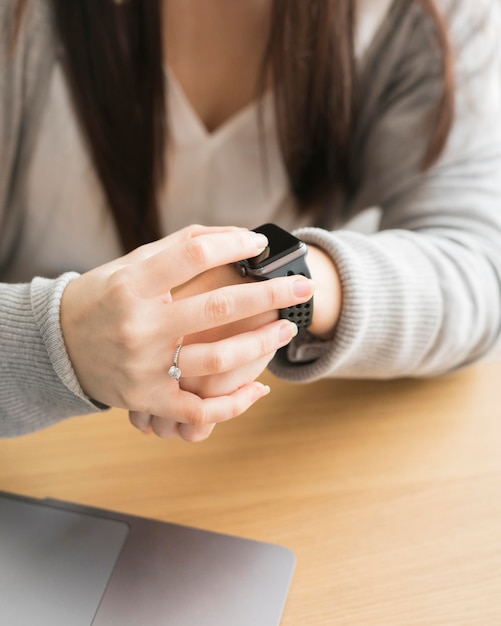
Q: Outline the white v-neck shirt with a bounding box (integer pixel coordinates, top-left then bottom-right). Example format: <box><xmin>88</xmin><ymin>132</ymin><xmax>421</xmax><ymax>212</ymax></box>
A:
<box><xmin>9</xmin><ymin>0</ymin><xmax>391</xmax><ymax>282</ymax></box>
<box><xmin>161</xmin><ymin>68</ymin><xmax>305</xmax><ymax>236</ymax></box>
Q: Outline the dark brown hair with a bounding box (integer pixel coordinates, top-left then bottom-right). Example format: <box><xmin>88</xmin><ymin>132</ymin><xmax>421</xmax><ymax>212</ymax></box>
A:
<box><xmin>52</xmin><ymin>1</ymin><xmax>166</xmax><ymax>252</ymax></box>
<box><xmin>17</xmin><ymin>0</ymin><xmax>454</xmax><ymax>251</ymax></box>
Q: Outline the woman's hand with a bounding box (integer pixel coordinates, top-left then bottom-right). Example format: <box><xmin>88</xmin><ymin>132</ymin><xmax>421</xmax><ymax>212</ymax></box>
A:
<box><xmin>60</xmin><ymin>225</ymin><xmax>313</xmax><ymax>439</ymax></box>
<box><xmin>168</xmin><ymin>241</ymin><xmax>343</xmax><ymax>399</ymax></box>
<box><xmin>172</xmin><ymin>262</ymin><xmax>280</xmax><ymax>397</ymax></box>
<box><xmin>143</xmin><ymin>241</ymin><xmax>342</xmax><ymax>442</ymax></box>
<box><xmin>128</xmin><ymin>314</ymin><xmax>298</xmax><ymax>442</ymax></box>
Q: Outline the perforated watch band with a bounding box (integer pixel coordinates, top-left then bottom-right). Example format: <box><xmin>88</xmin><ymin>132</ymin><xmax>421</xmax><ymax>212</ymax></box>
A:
<box><xmin>266</xmin><ymin>255</ymin><xmax>313</xmax><ymax>330</ymax></box>
<box><xmin>279</xmin><ymin>299</ymin><xmax>313</xmax><ymax>329</ymax></box>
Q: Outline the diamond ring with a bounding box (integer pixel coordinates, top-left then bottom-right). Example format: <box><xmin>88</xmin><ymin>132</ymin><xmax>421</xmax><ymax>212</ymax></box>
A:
<box><xmin>168</xmin><ymin>344</ymin><xmax>183</xmax><ymax>382</ymax></box>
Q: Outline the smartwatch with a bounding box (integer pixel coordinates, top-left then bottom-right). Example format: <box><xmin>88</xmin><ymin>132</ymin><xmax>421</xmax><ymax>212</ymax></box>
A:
<box><xmin>236</xmin><ymin>223</ymin><xmax>313</xmax><ymax>330</ymax></box>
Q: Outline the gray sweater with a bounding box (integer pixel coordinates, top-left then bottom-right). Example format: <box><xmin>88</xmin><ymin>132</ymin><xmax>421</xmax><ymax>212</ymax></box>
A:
<box><xmin>1</xmin><ymin>0</ymin><xmax>501</xmax><ymax>436</ymax></box>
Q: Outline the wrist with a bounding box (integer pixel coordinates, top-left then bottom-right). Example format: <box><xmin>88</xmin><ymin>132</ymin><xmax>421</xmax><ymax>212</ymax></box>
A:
<box><xmin>305</xmin><ymin>245</ymin><xmax>342</xmax><ymax>340</ymax></box>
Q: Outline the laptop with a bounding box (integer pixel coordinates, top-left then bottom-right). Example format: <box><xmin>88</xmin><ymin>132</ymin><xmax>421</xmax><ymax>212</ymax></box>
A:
<box><xmin>0</xmin><ymin>491</ymin><xmax>295</xmax><ymax>625</ymax></box>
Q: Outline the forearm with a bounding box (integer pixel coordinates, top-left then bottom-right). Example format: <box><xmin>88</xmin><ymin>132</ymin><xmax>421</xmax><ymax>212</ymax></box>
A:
<box><xmin>0</xmin><ymin>274</ymin><xmax>105</xmax><ymax>437</ymax></box>
<box><xmin>270</xmin><ymin>224</ymin><xmax>501</xmax><ymax>382</ymax></box>
<box><xmin>304</xmin><ymin>244</ymin><xmax>342</xmax><ymax>340</ymax></box>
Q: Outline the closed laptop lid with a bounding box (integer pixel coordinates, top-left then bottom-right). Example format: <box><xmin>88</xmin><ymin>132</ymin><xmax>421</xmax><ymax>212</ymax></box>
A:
<box><xmin>0</xmin><ymin>492</ymin><xmax>295</xmax><ymax>625</ymax></box>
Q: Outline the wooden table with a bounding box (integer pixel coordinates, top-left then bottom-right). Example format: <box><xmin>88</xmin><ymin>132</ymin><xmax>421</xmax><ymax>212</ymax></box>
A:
<box><xmin>1</xmin><ymin>361</ymin><xmax>501</xmax><ymax>625</ymax></box>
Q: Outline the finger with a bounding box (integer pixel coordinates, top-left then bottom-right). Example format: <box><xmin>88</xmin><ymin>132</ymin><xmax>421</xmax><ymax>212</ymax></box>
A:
<box><xmin>129</xmin><ymin>411</ymin><xmax>181</xmax><ymax>439</ymax></box>
<box><xmin>178</xmin><ymin>319</ymin><xmax>298</xmax><ymax>377</ymax></box>
<box><xmin>164</xmin><ymin>275</ymin><xmax>314</xmax><ymax>339</ymax></box>
<box><xmin>130</xmin><ymin>230</ymin><xmax>269</xmax><ymax>297</ymax></box>
<box><xmin>149</xmin><ymin>381</ymin><xmax>271</xmax><ymax>429</ymax></box>
<box><xmin>179</xmin><ymin>351</ymin><xmax>275</xmax><ymax>401</ymax></box>
<box><xmin>124</xmin><ymin>225</ymin><xmax>248</xmax><ymax>264</ymax></box>
<box><xmin>164</xmin><ymin>224</ymin><xmax>248</xmax><ymax>246</ymax></box>
<box><xmin>147</xmin><ymin>417</ymin><xmax>180</xmax><ymax>439</ymax></box>
<box><xmin>129</xmin><ymin>410</ymin><xmax>152</xmax><ymax>433</ymax></box>
<box><xmin>171</xmin><ymin>422</ymin><xmax>216</xmax><ymax>443</ymax></box>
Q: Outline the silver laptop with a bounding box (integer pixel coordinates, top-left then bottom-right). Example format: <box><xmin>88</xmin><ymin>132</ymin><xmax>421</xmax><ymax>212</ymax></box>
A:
<box><xmin>0</xmin><ymin>491</ymin><xmax>295</xmax><ymax>625</ymax></box>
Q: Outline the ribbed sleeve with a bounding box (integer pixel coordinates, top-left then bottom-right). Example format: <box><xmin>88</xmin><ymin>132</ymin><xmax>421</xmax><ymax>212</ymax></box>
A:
<box><xmin>0</xmin><ymin>274</ymin><xmax>106</xmax><ymax>437</ymax></box>
<box><xmin>270</xmin><ymin>228</ymin><xmax>443</xmax><ymax>381</ymax></box>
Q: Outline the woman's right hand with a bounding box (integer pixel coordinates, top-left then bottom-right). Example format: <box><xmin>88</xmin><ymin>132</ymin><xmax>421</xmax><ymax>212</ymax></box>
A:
<box><xmin>60</xmin><ymin>225</ymin><xmax>314</xmax><ymax>437</ymax></box>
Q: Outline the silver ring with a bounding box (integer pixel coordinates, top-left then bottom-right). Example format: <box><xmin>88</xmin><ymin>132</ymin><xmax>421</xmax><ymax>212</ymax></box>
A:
<box><xmin>168</xmin><ymin>344</ymin><xmax>183</xmax><ymax>381</ymax></box>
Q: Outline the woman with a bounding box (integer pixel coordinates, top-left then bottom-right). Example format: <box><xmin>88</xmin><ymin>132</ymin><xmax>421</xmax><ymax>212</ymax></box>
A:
<box><xmin>1</xmin><ymin>0</ymin><xmax>500</xmax><ymax>440</ymax></box>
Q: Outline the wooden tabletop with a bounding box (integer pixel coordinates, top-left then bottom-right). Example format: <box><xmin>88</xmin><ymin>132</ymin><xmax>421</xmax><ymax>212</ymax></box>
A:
<box><xmin>1</xmin><ymin>361</ymin><xmax>501</xmax><ymax>625</ymax></box>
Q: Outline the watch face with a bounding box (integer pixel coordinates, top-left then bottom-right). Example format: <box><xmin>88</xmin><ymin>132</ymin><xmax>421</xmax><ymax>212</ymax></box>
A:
<box><xmin>247</xmin><ymin>224</ymin><xmax>302</xmax><ymax>269</ymax></box>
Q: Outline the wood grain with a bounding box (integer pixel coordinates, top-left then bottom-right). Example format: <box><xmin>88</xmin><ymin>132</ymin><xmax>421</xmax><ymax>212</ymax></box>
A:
<box><xmin>1</xmin><ymin>362</ymin><xmax>501</xmax><ymax>625</ymax></box>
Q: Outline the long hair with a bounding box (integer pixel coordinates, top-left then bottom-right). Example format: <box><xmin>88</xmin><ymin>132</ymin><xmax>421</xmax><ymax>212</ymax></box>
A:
<box><xmin>17</xmin><ymin>0</ymin><xmax>454</xmax><ymax>251</ymax></box>
<box><xmin>52</xmin><ymin>1</ymin><xmax>165</xmax><ymax>252</ymax></box>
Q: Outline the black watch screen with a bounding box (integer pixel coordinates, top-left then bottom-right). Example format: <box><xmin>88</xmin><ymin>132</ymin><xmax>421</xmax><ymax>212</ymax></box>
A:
<box><xmin>246</xmin><ymin>223</ymin><xmax>302</xmax><ymax>269</ymax></box>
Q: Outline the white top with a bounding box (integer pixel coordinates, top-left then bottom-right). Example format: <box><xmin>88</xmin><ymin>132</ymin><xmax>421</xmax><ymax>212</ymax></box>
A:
<box><xmin>9</xmin><ymin>0</ymin><xmax>391</xmax><ymax>282</ymax></box>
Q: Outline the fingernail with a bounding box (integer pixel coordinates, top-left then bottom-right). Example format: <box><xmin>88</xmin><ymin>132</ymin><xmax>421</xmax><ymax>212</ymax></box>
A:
<box><xmin>253</xmin><ymin>383</ymin><xmax>271</xmax><ymax>401</ymax></box>
<box><xmin>250</xmin><ymin>232</ymin><xmax>268</xmax><ymax>250</ymax></box>
<box><xmin>293</xmin><ymin>277</ymin><xmax>314</xmax><ymax>299</ymax></box>
<box><xmin>279</xmin><ymin>320</ymin><xmax>298</xmax><ymax>344</ymax></box>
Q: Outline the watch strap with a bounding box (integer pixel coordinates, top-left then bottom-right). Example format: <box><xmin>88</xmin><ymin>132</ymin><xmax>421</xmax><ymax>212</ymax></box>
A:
<box><xmin>267</xmin><ymin>255</ymin><xmax>313</xmax><ymax>330</ymax></box>
<box><xmin>279</xmin><ymin>298</ymin><xmax>313</xmax><ymax>329</ymax></box>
